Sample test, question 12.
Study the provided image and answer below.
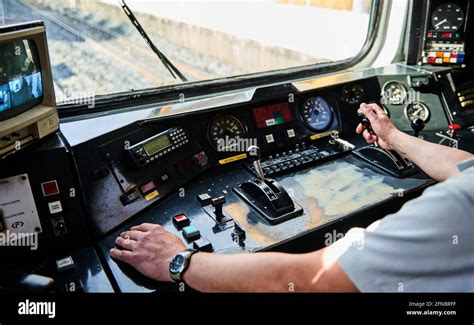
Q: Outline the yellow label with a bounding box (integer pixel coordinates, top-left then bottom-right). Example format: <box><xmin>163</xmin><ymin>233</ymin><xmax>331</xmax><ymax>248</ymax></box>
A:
<box><xmin>310</xmin><ymin>131</ymin><xmax>332</xmax><ymax>140</ymax></box>
<box><xmin>144</xmin><ymin>190</ymin><xmax>159</xmax><ymax>201</ymax></box>
<box><xmin>218</xmin><ymin>153</ymin><xmax>247</xmax><ymax>165</ymax></box>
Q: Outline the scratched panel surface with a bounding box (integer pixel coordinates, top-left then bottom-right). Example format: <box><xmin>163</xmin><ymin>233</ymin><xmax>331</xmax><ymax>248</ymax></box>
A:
<box><xmin>228</xmin><ymin>158</ymin><xmax>421</xmax><ymax>248</ymax></box>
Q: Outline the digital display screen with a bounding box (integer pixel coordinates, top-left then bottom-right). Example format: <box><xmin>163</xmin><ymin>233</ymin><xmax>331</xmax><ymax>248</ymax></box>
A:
<box><xmin>143</xmin><ymin>134</ymin><xmax>171</xmax><ymax>155</ymax></box>
<box><xmin>252</xmin><ymin>103</ymin><xmax>294</xmax><ymax>128</ymax></box>
<box><xmin>0</xmin><ymin>40</ymin><xmax>43</xmax><ymax>121</ymax></box>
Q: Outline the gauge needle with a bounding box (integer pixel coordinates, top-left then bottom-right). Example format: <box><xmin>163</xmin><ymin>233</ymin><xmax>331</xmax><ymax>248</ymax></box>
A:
<box><xmin>435</xmin><ymin>19</ymin><xmax>447</xmax><ymax>28</ymax></box>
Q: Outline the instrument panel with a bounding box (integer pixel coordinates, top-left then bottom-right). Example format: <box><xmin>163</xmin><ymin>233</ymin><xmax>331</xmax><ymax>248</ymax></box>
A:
<box><xmin>420</xmin><ymin>0</ymin><xmax>471</xmax><ymax>66</ymax></box>
<box><xmin>69</xmin><ymin>72</ymin><xmax>449</xmax><ymax>238</ymax></box>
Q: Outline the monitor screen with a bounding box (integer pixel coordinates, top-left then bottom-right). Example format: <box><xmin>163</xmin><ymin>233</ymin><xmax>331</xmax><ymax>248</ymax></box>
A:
<box><xmin>0</xmin><ymin>39</ymin><xmax>43</xmax><ymax>121</ymax></box>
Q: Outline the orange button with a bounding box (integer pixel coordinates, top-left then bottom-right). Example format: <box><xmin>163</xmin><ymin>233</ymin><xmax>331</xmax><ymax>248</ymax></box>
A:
<box><xmin>437</xmin><ymin>52</ymin><xmax>443</xmax><ymax>57</ymax></box>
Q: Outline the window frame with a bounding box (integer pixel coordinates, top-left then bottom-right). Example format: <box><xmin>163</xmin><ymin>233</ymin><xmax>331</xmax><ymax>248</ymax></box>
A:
<box><xmin>57</xmin><ymin>0</ymin><xmax>384</xmax><ymax>119</ymax></box>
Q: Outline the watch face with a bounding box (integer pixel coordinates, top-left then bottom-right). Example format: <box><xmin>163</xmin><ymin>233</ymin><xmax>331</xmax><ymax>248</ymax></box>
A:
<box><xmin>170</xmin><ymin>254</ymin><xmax>185</xmax><ymax>273</ymax></box>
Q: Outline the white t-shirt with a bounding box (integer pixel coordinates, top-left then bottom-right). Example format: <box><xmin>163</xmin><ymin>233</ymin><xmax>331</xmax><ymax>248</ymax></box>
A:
<box><xmin>338</xmin><ymin>158</ymin><xmax>474</xmax><ymax>292</ymax></box>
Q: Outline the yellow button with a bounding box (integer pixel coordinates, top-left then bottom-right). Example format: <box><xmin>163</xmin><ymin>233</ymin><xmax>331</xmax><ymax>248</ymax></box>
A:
<box><xmin>144</xmin><ymin>190</ymin><xmax>159</xmax><ymax>201</ymax></box>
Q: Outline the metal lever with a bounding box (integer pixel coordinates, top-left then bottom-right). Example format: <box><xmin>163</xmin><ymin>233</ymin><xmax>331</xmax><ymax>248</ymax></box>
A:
<box><xmin>331</xmin><ymin>131</ymin><xmax>355</xmax><ymax>150</ymax></box>
<box><xmin>247</xmin><ymin>145</ymin><xmax>265</xmax><ymax>181</ymax></box>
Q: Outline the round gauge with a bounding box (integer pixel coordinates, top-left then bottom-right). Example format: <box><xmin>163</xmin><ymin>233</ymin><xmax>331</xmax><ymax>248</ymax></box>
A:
<box><xmin>382</xmin><ymin>81</ymin><xmax>407</xmax><ymax>105</ymax></box>
<box><xmin>431</xmin><ymin>3</ymin><xmax>465</xmax><ymax>31</ymax></box>
<box><xmin>300</xmin><ymin>96</ymin><xmax>334</xmax><ymax>132</ymax></box>
<box><xmin>208</xmin><ymin>115</ymin><xmax>247</xmax><ymax>151</ymax></box>
<box><xmin>405</xmin><ymin>101</ymin><xmax>431</xmax><ymax>123</ymax></box>
<box><xmin>341</xmin><ymin>84</ymin><xmax>364</xmax><ymax>105</ymax></box>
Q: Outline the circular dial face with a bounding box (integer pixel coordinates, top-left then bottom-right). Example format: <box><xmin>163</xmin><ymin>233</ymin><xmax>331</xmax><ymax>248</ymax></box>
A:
<box><xmin>341</xmin><ymin>84</ymin><xmax>364</xmax><ymax>105</ymax></box>
<box><xmin>431</xmin><ymin>3</ymin><xmax>465</xmax><ymax>31</ymax></box>
<box><xmin>208</xmin><ymin>115</ymin><xmax>247</xmax><ymax>151</ymax></box>
<box><xmin>300</xmin><ymin>96</ymin><xmax>334</xmax><ymax>132</ymax></box>
<box><xmin>382</xmin><ymin>81</ymin><xmax>407</xmax><ymax>105</ymax></box>
<box><xmin>405</xmin><ymin>101</ymin><xmax>431</xmax><ymax>122</ymax></box>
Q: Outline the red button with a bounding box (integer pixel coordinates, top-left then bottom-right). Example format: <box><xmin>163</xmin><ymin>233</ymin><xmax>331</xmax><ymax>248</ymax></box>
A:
<box><xmin>173</xmin><ymin>214</ymin><xmax>190</xmax><ymax>228</ymax></box>
<box><xmin>449</xmin><ymin>124</ymin><xmax>461</xmax><ymax>131</ymax></box>
<box><xmin>140</xmin><ymin>181</ymin><xmax>155</xmax><ymax>194</ymax></box>
<box><xmin>428</xmin><ymin>57</ymin><xmax>436</xmax><ymax>64</ymax></box>
<box><xmin>41</xmin><ymin>180</ymin><xmax>59</xmax><ymax>197</ymax></box>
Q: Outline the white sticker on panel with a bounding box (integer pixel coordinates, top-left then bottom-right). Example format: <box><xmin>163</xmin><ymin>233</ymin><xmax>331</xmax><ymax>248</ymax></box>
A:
<box><xmin>0</xmin><ymin>174</ymin><xmax>42</xmax><ymax>234</ymax></box>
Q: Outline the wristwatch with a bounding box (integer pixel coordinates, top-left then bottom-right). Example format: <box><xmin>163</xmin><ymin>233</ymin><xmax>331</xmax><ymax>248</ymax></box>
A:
<box><xmin>169</xmin><ymin>248</ymin><xmax>198</xmax><ymax>283</ymax></box>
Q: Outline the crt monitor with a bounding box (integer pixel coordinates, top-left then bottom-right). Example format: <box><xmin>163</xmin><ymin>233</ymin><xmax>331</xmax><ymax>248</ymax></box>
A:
<box><xmin>0</xmin><ymin>39</ymin><xmax>43</xmax><ymax>121</ymax></box>
<box><xmin>0</xmin><ymin>21</ymin><xmax>58</xmax><ymax>158</ymax></box>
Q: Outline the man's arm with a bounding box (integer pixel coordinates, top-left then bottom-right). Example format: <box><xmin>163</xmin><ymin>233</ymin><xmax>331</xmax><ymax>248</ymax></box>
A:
<box><xmin>110</xmin><ymin>223</ymin><xmax>358</xmax><ymax>292</ymax></box>
<box><xmin>357</xmin><ymin>103</ymin><xmax>473</xmax><ymax>181</ymax></box>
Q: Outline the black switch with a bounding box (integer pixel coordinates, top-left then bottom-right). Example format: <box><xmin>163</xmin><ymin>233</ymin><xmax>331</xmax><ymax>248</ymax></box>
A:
<box><xmin>193</xmin><ymin>237</ymin><xmax>213</xmax><ymax>252</ymax></box>
<box><xmin>232</xmin><ymin>221</ymin><xmax>246</xmax><ymax>245</ymax></box>
<box><xmin>212</xmin><ymin>196</ymin><xmax>226</xmax><ymax>223</ymax></box>
<box><xmin>120</xmin><ymin>188</ymin><xmax>140</xmax><ymax>206</ymax></box>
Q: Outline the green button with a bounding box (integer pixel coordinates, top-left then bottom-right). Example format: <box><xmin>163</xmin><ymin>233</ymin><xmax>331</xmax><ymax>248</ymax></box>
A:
<box><xmin>275</xmin><ymin>117</ymin><xmax>284</xmax><ymax>125</ymax></box>
<box><xmin>182</xmin><ymin>225</ymin><xmax>200</xmax><ymax>241</ymax></box>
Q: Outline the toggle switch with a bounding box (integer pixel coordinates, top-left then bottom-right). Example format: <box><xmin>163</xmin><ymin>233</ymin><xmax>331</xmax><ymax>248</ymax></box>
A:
<box><xmin>232</xmin><ymin>221</ymin><xmax>246</xmax><ymax>246</ymax></box>
<box><xmin>211</xmin><ymin>196</ymin><xmax>226</xmax><ymax>223</ymax></box>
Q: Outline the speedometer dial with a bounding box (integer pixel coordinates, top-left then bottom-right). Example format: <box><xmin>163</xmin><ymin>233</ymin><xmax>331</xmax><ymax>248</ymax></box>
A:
<box><xmin>300</xmin><ymin>96</ymin><xmax>334</xmax><ymax>132</ymax></box>
<box><xmin>382</xmin><ymin>81</ymin><xmax>407</xmax><ymax>105</ymax></box>
<box><xmin>208</xmin><ymin>115</ymin><xmax>247</xmax><ymax>152</ymax></box>
<box><xmin>431</xmin><ymin>3</ymin><xmax>465</xmax><ymax>31</ymax></box>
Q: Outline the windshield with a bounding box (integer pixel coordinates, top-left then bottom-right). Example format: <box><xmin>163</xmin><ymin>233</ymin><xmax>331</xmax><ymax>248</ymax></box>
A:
<box><xmin>1</xmin><ymin>0</ymin><xmax>374</xmax><ymax>107</ymax></box>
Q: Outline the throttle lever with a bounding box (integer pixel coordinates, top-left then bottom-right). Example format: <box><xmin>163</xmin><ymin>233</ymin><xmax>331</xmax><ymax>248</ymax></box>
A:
<box><xmin>358</xmin><ymin>112</ymin><xmax>379</xmax><ymax>147</ymax></box>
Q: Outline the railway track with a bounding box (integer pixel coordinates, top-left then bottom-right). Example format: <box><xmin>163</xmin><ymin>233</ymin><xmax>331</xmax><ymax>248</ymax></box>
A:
<box><xmin>20</xmin><ymin>0</ymin><xmax>213</xmax><ymax>86</ymax></box>
<box><xmin>53</xmin><ymin>6</ymin><xmax>214</xmax><ymax>81</ymax></box>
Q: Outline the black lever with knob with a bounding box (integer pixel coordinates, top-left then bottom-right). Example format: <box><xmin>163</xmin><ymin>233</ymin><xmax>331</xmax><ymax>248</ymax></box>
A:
<box><xmin>211</xmin><ymin>196</ymin><xmax>226</xmax><ymax>223</ymax></box>
<box><xmin>411</xmin><ymin>118</ymin><xmax>425</xmax><ymax>137</ymax></box>
<box><xmin>358</xmin><ymin>112</ymin><xmax>379</xmax><ymax>147</ymax></box>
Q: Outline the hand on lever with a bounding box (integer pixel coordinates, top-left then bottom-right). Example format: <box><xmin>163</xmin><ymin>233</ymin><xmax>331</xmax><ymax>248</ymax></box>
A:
<box><xmin>356</xmin><ymin>103</ymin><xmax>400</xmax><ymax>150</ymax></box>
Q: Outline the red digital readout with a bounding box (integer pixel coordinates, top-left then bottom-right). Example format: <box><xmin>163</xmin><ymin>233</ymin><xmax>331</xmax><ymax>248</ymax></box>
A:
<box><xmin>252</xmin><ymin>103</ymin><xmax>294</xmax><ymax>128</ymax></box>
<box><xmin>440</xmin><ymin>32</ymin><xmax>453</xmax><ymax>38</ymax></box>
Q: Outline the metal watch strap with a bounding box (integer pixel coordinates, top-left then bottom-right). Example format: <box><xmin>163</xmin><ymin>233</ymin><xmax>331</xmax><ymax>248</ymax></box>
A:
<box><xmin>170</xmin><ymin>248</ymin><xmax>198</xmax><ymax>283</ymax></box>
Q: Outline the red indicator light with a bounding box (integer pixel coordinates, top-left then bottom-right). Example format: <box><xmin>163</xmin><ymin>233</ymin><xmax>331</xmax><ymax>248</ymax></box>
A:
<box><xmin>41</xmin><ymin>180</ymin><xmax>59</xmax><ymax>197</ymax></box>
<box><xmin>252</xmin><ymin>103</ymin><xmax>294</xmax><ymax>129</ymax></box>
<box><xmin>449</xmin><ymin>124</ymin><xmax>461</xmax><ymax>131</ymax></box>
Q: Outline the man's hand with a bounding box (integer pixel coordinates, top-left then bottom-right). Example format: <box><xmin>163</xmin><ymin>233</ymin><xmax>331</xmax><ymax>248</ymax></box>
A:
<box><xmin>356</xmin><ymin>103</ymin><xmax>400</xmax><ymax>150</ymax></box>
<box><xmin>110</xmin><ymin>223</ymin><xmax>186</xmax><ymax>282</ymax></box>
